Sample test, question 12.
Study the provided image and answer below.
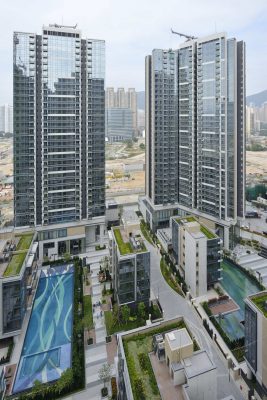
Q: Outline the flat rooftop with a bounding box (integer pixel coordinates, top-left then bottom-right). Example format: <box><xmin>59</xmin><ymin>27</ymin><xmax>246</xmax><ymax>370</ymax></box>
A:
<box><xmin>166</xmin><ymin>328</ymin><xmax>193</xmax><ymax>350</ymax></box>
<box><xmin>113</xmin><ymin>227</ymin><xmax>147</xmax><ymax>255</ymax></box>
<box><xmin>183</xmin><ymin>350</ymin><xmax>216</xmax><ymax>379</ymax></box>
<box><xmin>0</xmin><ymin>232</ymin><xmax>34</xmax><ymax>278</ymax></box>
<box><xmin>175</xmin><ymin>215</ymin><xmax>217</xmax><ymax>239</ymax></box>
<box><xmin>248</xmin><ymin>291</ymin><xmax>267</xmax><ymax>317</ymax></box>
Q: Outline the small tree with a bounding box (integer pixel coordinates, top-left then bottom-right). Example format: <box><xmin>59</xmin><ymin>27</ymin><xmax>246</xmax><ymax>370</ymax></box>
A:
<box><xmin>31</xmin><ymin>380</ymin><xmax>42</xmax><ymax>395</ymax></box>
<box><xmin>121</xmin><ymin>305</ymin><xmax>130</xmax><ymax>325</ymax></box>
<box><xmin>137</xmin><ymin>302</ymin><xmax>146</xmax><ymax>321</ymax></box>
<box><xmin>98</xmin><ymin>362</ymin><xmax>112</xmax><ymax>389</ymax></box>
<box><xmin>63</xmin><ymin>252</ymin><xmax>71</xmax><ymax>262</ymax></box>
<box><xmin>55</xmin><ymin>368</ymin><xmax>73</xmax><ymax>394</ymax></box>
<box><xmin>125</xmin><ymin>139</ymin><xmax>133</xmax><ymax>148</ymax></box>
<box><xmin>103</xmin><ymin>283</ymin><xmax>107</xmax><ymax>296</ymax></box>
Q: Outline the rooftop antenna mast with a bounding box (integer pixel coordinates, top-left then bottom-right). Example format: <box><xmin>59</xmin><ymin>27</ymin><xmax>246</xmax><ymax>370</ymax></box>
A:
<box><xmin>171</xmin><ymin>29</ymin><xmax>197</xmax><ymax>41</ymax></box>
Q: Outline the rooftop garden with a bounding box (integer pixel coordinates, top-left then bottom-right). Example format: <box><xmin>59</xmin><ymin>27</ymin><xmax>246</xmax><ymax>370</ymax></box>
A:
<box><xmin>16</xmin><ymin>233</ymin><xmax>34</xmax><ymax>251</ymax></box>
<box><xmin>122</xmin><ymin>320</ymin><xmax>197</xmax><ymax>400</ymax></box>
<box><xmin>199</xmin><ymin>225</ymin><xmax>217</xmax><ymax>239</ymax></box>
<box><xmin>175</xmin><ymin>216</ymin><xmax>217</xmax><ymax>239</ymax></box>
<box><xmin>176</xmin><ymin>215</ymin><xmax>196</xmax><ymax>223</ymax></box>
<box><xmin>113</xmin><ymin>228</ymin><xmax>146</xmax><ymax>255</ymax></box>
<box><xmin>3</xmin><ymin>252</ymin><xmax>27</xmax><ymax>277</ymax></box>
<box><xmin>251</xmin><ymin>293</ymin><xmax>267</xmax><ymax>317</ymax></box>
<box><xmin>114</xmin><ymin>228</ymin><xmax>133</xmax><ymax>255</ymax></box>
<box><xmin>105</xmin><ymin>302</ymin><xmax>162</xmax><ymax>336</ymax></box>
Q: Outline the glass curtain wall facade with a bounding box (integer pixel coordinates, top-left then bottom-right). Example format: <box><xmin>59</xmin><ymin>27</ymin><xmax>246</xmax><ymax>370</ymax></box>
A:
<box><xmin>2</xmin><ymin>274</ymin><xmax>27</xmax><ymax>334</ymax></box>
<box><xmin>146</xmin><ymin>49</ymin><xmax>179</xmax><ymax>206</ymax></box>
<box><xmin>13</xmin><ymin>26</ymin><xmax>105</xmax><ymax>227</ymax></box>
<box><xmin>145</xmin><ymin>33</ymin><xmax>245</xmax><ymax>227</ymax></box>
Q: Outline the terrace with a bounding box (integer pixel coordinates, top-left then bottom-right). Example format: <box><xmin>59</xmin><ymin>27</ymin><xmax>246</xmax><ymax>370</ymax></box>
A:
<box><xmin>3</xmin><ymin>252</ymin><xmax>27</xmax><ymax>277</ymax></box>
<box><xmin>175</xmin><ymin>215</ymin><xmax>217</xmax><ymax>239</ymax></box>
<box><xmin>0</xmin><ymin>232</ymin><xmax>34</xmax><ymax>278</ymax></box>
<box><xmin>250</xmin><ymin>291</ymin><xmax>267</xmax><ymax>317</ymax></box>
<box><xmin>120</xmin><ymin>319</ymin><xmax>199</xmax><ymax>400</ymax></box>
<box><xmin>15</xmin><ymin>233</ymin><xmax>34</xmax><ymax>251</ymax></box>
<box><xmin>113</xmin><ymin>227</ymin><xmax>147</xmax><ymax>256</ymax></box>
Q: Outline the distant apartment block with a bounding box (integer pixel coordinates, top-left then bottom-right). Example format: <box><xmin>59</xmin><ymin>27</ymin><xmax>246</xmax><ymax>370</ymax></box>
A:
<box><xmin>0</xmin><ymin>104</ymin><xmax>13</xmax><ymax>134</ymax></box>
<box><xmin>0</xmin><ymin>230</ymin><xmax>38</xmax><ymax>339</ymax></box>
<box><xmin>110</xmin><ymin>224</ymin><xmax>150</xmax><ymax>307</ymax></box>
<box><xmin>245</xmin><ymin>291</ymin><xmax>267</xmax><ymax>399</ymax></box>
<box><xmin>105</xmin><ymin>87</ymin><xmax>137</xmax><ymax>134</ymax></box>
<box><xmin>140</xmin><ymin>33</ymin><xmax>246</xmax><ymax>249</ymax></box>
<box><xmin>13</xmin><ymin>25</ymin><xmax>106</xmax><ymax>256</ymax></box>
<box><xmin>106</xmin><ymin>108</ymin><xmax>134</xmax><ymax>142</ymax></box>
<box><xmin>170</xmin><ymin>216</ymin><xmax>222</xmax><ymax>297</ymax></box>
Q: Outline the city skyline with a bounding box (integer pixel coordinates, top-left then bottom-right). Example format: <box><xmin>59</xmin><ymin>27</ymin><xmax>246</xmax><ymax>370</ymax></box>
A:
<box><xmin>1</xmin><ymin>0</ymin><xmax>267</xmax><ymax>104</ymax></box>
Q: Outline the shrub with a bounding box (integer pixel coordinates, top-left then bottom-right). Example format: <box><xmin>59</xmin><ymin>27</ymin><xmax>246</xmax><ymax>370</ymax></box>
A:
<box><xmin>101</xmin><ymin>387</ymin><xmax>108</xmax><ymax>397</ymax></box>
<box><xmin>138</xmin><ymin>353</ymin><xmax>149</xmax><ymax>371</ymax></box>
<box><xmin>133</xmin><ymin>378</ymin><xmax>145</xmax><ymax>400</ymax></box>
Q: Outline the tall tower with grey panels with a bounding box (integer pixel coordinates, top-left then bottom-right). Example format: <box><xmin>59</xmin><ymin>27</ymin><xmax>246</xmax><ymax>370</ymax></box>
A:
<box><xmin>142</xmin><ymin>33</ymin><xmax>245</xmax><ymax>247</ymax></box>
<box><xmin>13</xmin><ymin>25</ymin><xmax>105</xmax><ymax>227</ymax></box>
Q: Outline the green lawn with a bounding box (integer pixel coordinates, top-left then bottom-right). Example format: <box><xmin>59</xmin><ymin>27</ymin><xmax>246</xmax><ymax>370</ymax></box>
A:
<box><xmin>176</xmin><ymin>215</ymin><xmax>196</xmax><ymax>223</ymax></box>
<box><xmin>160</xmin><ymin>259</ymin><xmax>183</xmax><ymax>296</ymax></box>
<box><xmin>113</xmin><ymin>228</ymin><xmax>133</xmax><ymax>255</ymax></box>
<box><xmin>4</xmin><ymin>252</ymin><xmax>27</xmax><ymax>277</ymax></box>
<box><xmin>200</xmin><ymin>225</ymin><xmax>216</xmax><ymax>239</ymax></box>
<box><xmin>83</xmin><ymin>295</ymin><xmax>93</xmax><ymax>328</ymax></box>
<box><xmin>16</xmin><ymin>233</ymin><xmax>34</xmax><ymax>251</ymax></box>
<box><xmin>251</xmin><ymin>294</ymin><xmax>267</xmax><ymax>317</ymax></box>
<box><xmin>105</xmin><ymin>310</ymin><xmax>145</xmax><ymax>336</ymax></box>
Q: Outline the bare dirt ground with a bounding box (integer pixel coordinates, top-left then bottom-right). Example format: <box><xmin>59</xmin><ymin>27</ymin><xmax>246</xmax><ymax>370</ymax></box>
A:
<box><xmin>1</xmin><ymin>136</ymin><xmax>266</xmax><ymax>223</ymax></box>
<box><xmin>0</xmin><ymin>138</ymin><xmax>13</xmax><ymax>176</ymax></box>
<box><xmin>0</xmin><ymin>138</ymin><xmax>13</xmax><ymax>226</ymax></box>
<box><xmin>106</xmin><ymin>140</ymin><xmax>145</xmax><ymax>193</ymax></box>
<box><xmin>246</xmin><ymin>151</ymin><xmax>267</xmax><ymax>175</ymax></box>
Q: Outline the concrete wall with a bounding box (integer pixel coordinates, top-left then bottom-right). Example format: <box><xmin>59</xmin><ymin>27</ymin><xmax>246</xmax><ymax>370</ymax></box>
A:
<box><xmin>165</xmin><ymin>338</ymin><xmax>193</xmax><ymax>366</ymax></box>
<box><xmin>173</xmin><ymin>369</ymin><xmax>186</xmax><ymax>386</ymax></box>
<box><xmin>184</xmin><ymin>232</ymin><xmax>207</xmax><ymax>297</ymax></box>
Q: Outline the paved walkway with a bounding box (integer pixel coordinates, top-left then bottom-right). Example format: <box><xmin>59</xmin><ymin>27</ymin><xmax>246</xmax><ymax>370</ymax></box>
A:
<box><xmin>71</xmin><ymin>255</ymin><xmax>113</xmax><ymax>400</ymax></box>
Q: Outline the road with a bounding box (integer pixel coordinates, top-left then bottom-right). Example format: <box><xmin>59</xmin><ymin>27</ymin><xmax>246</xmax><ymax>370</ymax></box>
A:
<box><xmin>146</xmin><ymin>239</ymin><xmax>245</xmax><ymax>400</ymax></box>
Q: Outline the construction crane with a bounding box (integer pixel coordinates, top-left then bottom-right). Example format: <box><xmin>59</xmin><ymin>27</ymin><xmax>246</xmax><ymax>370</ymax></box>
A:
<box><xmin>171</xmin><ymin>29</ymin><xmax>197</xmax><ymax>41</ymax></box>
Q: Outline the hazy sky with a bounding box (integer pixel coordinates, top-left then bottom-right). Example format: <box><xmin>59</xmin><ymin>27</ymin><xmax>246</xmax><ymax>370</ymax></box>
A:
<box><xmin>1</xmin><ymin>0</ymin><xmax>267</xmax><ymax>104</ymax></box>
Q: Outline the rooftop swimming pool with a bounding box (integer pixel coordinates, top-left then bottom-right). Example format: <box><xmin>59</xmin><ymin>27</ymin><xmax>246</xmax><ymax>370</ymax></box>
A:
<box><xmin>215</xmin><ymin>260</ymin><xmax>261</xmax><ymax>341</ymax></box>
<box><xmin>13</xmin><ymin>264</ymin><xmax>74</xmax><ymax>394</ymax></box>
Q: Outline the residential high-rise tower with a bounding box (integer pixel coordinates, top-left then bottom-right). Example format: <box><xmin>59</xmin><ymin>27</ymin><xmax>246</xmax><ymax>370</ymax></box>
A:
<box><xmin>140</xmin><ymin>33</ymin><xmax>246</xmax><ymax>248</ymax></box>
<box><xmin>13</xmin><ymin>25</ymin><xmax>105</xmax><ymax>228</ymax></box>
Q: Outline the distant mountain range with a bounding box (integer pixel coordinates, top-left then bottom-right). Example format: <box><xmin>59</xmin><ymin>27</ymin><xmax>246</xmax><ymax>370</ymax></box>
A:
<box><xmin>137</xmin><ymin>89</ymin><xmax>267</xmax><ymax>110</ymax></box>
<box><xmin>246</xmin><ymin>90</ymin><xmax>267</xmax><ymax>107</ymax></box>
